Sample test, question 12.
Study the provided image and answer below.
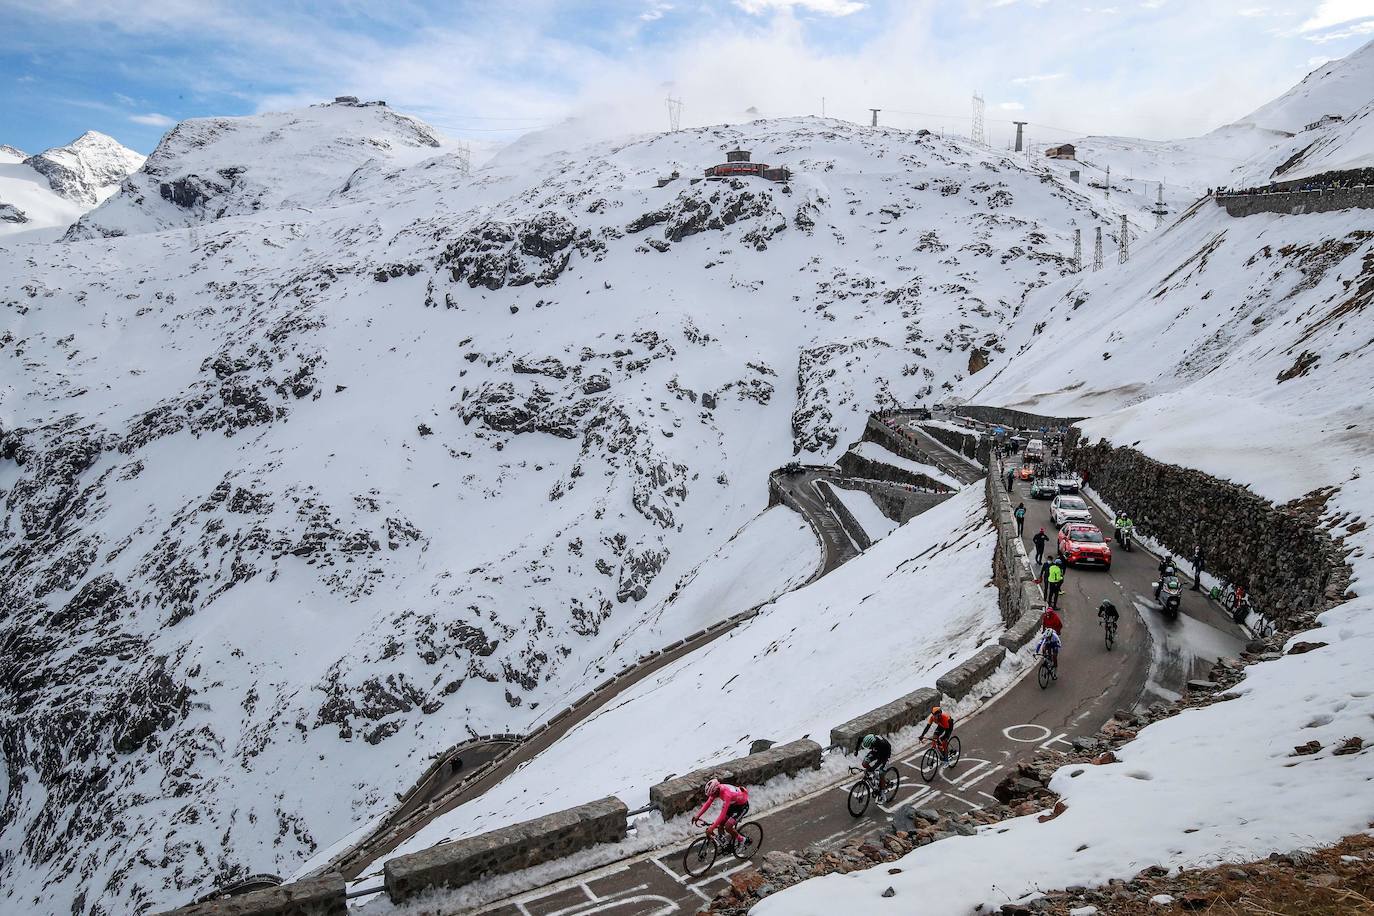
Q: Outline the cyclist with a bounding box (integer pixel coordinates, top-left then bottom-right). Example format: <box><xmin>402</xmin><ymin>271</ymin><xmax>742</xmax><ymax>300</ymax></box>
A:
<box><xmin>855</xmin><ymin>733</ymin><xmax>892</xmax><ymax>772</ymax></box>
<box><xmin>692</xmin><ymin>778</ymin><xmax>749</xmax><ymax>847</ymax></box>
<box><xmin>1035</xmin><ymin>627</ymin><xmax>1062</xmax><ymax>670</ymax></box>
<box><xmin>1097</xmin><ymin>599</ymin><xmax>1119</xmax><ymax>627</ymax></box>
<box><xmin>919</xmin><ymin>706</ymin><xmax>956</xmax><ymax>761</ymax></box>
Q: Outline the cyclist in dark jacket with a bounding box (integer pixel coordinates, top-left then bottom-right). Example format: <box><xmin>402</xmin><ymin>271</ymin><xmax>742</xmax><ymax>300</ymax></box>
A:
<box><xmin>856</xmin><ymin>734</ymin><xmax>892</xmax><ymax>771</ymax></box>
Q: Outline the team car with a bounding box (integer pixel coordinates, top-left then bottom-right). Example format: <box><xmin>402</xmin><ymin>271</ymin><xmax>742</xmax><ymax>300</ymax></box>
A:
<box><xmin>1055</xmin><ymin>474</ymin><xmax>1081</xmax><ymax>493</ymax></box>
<box><xmin>1030</xmin><ymin>477</ymin><xmax>1059</xmax><ymax>499</ymax></box>
<box><xmin>1057</xmin><ymin>523</ymin><xmax>1113</xmax><ymax>569</ymax></box>
<box><xmin>1050</xmin><ymin>494</ymin><xmax>1093</xmax><ymax>527</ymax></box>
<box><xmin>1017</xmin><ymin>464</ymin><xmax>1036</xmax><ymax>481</ymax></box>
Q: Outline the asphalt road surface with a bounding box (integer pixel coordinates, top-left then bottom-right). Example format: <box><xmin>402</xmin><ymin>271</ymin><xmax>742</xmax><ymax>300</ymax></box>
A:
<box><xmin>772</xmin><ymin>468</ymin><xmax>860</xmax><ymax>575</ymax></box>
<box><xmin>471</xmin><ymin>467</ymin><xmax>1247</xmax><ymax>916</ymax></box>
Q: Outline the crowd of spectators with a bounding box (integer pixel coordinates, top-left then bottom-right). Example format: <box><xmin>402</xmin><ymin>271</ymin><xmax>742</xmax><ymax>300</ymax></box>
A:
<box><xmin>1213</xmin><ymin>166</ymin><xmax>1374</xmax><ymax>198</ymax></box>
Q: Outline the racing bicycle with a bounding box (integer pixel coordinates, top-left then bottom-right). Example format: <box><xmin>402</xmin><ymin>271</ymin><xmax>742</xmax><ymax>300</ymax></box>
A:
<box><xmin>1101</xmin><ymin>616</ymin><xmax>1117</xmax><ymax>651</ymax></box>
<box><xmin>847</xmin><ymin>764</ymin><xmax>901</xmax><ymax>816</ymax></box>
<box><xmin>1037</xmin><ymin>650</ymin><xmax>1059</xmax><ymax>689</ymax></box>
<box><xmin>682</xmin><ymin>818</ymin><xmax>763</xmax><ymax>878</ymax></box>
<box><xmin>918</xmin><ymin>735</ymin><xmax>962</xmax><ymax>782</ymax></box>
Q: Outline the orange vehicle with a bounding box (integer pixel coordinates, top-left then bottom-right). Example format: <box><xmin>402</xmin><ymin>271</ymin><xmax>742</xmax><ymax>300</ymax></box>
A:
<box><xmin>1017</xmin><ymin>464</ymin><xmax>1035</xmax><ymax>480</ymax></box>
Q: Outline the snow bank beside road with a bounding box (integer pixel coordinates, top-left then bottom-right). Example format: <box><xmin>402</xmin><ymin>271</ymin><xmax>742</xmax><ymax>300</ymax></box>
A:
<box><xmin>366</xmin><ymin>486</ymin><xmax>1001</xmax><ymax>869</ymax></box>
<box><xmin>829</xmin><ymin>485</ymin><xmax>899</xmax><ymax>542</ymax></box>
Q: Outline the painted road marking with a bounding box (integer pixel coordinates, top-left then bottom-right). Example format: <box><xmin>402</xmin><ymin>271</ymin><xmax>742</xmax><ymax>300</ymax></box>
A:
<box><xmin>649</xmin><ymin>857</ymin><xmax>708</xmax><ymax>902</ymax></box>
<box><xmin>543</xmin><ymin>884</ymin><xmax>661</xmax><ymax>916</ymax></box>
<box><xmin>1041</xmin><ymin>732</ymin><xmax>1076</xmax><ymax>751</ymax></box>
<box><xmin>1003</xmin><ymin>723</ymin><xmax>1052</xmax><ymax>743</ymax></box>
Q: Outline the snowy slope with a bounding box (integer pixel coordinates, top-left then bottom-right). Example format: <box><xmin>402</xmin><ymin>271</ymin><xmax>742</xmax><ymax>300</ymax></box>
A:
<box><xmin>353</xmin><ymin>486</ymin><xmax>998</xmax><ymax>873</ymax></box>
<box><xmin>0</xmin><ymin>133</ymin><xmax>142</xmax><ymax>242</ymax></box>
<box><xmin>65</xmin><ymin>100</ymin><xmax>443</xmax><ymax>239</ymax></box>
<box><xmin>757</xmin><ymin>47</ymin><xmax>1374</xmax><ymax>915</ymax></box>
<box><xmin>1065</xmin><ymin>38</ymin><xmax>1374</xmax><ymax>206</ymax></box>
<box><xmin>0</xmin><ymin>108</ymin><xmax>1140</xmax><ymax>915</ymax></box>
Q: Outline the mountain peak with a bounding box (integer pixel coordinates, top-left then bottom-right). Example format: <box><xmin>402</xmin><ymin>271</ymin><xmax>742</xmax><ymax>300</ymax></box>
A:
<box><xmin>23</xmin><ymin>131</ymin><xmax>144</xmax><ymax>206</ymax></box>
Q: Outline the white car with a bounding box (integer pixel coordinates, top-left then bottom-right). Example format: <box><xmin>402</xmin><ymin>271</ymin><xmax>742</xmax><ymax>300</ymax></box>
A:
<box><xmin>1050</xmin><ymin>494</ymin><xmax>1093</xmax><ymax>527</ymax></box>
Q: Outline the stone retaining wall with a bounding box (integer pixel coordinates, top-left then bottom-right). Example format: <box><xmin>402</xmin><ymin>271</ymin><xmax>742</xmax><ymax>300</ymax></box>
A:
<box><xmin>835</xmin><ymin>449</ymin><xmax>955</xmax><ymax>495</ymax></box>
<box><xmin>986</xmin><ymin>460</ymin><xmax>1048</xmax><ymax>642</ymax></box>
<box><xmin>154</xmin><ymin>876</ymin><xmax>346</xmax><ymax>916</ymax></box>
<box><xmin>383</xmin><ymin>797</ymin><xmax>628</xmax><ymax>903</ymax></box>
<box><xmin>649</xmin><ymin>740</ymin><xmax>823</xmax><ymax>819</ymax></box>
<box><xmin>935</xmin><ymin>644</ymin><xmax>1007</xmax><ymax>701</ymax></box>
<box><xmin>1072</xmin><ymin>440</ymin><xmax>1351</xmax><ymax>624</ymax></box>
<box><xmin>1216</xmin><ymin>186</ymin><xmax>1374</xmax><ymax>217</ymax></box>
<box><xmin>828</xmin><ymin>686</ymin><xmax>942</xmax><ymax>751</ymax></box>
<box><xmin>917</xmin><ymin>422</ymin><xmax>988</xmax><ymax>467</ymax></box>
<box><xmin>814</xmin><ymin>479</ymin><xmax>872</xmax><ymax>551</ymax></box>
<box><xmin>831</xmin><ymin>476</ymin><xmax>952</xmax><ymax>524</ymax></box>
<box><xmin>954</xmin><ymin>405</ymin><xmax>1085</xmax><ymax>431</ymax></box>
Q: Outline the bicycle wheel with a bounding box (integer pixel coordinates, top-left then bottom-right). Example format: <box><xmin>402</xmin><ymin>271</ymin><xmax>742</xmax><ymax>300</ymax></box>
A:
<box><xmin>879</xmin><ymin>766</ymin><xmax>901</xmax><ymax>804</ymax></box>
<box><xmin>683</xmin><ymin>836</ymin><xmax>717</xmax><ymax>877</ymax></box>
<box><xmin>847</xmin><ymin>778</ymin><xmax>872</xmax><ymax>817</ymax></box>
<box><xmin>945</xmin><ymin>736</ymin><xmax>962</xmax><ymax>769</ymax></box>
<box><xmin>1038</xmin><ymin>659</ymin><xmax>1053</xmax><ymax>690</ymax></box>
<box><xmin>920</xmin><ymin>747</ymin><xmax>940</xmax><ymax>782</ymax></box>
<box><xmin>1105</xmin><ymin>622</ymin><xmax>1116</xmax><ymax>651</ymax></box>
<box><xmin>733</xmin><ymin>822</ymin><xmax>763</xmax><ymax>860</ymax></box>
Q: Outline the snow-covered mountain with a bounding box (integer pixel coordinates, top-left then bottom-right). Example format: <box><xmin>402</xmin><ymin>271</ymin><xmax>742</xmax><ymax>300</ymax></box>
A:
<box><xmin>1064</xmin><ymin>37</ymin><xmax>1374</xmax><ymax>206</ymax></box>
<box><xmin>0</xmin><ymin>132</ymin><xmax>142</xmax><ymax>242</ymax></box>
<box><xmin>65</xmin><ymin>99</ymin><xmax>443</xmax><ymax>239</ymax></box>
<box><xmin>751</xmin><ymin>45</ymin><xmax>1374</xmax><ymax>916</ymax></box>
<box><xmin>0</xmin><ymin>99</ymin><xmax>1146</xmax><ymax>914</ymax></box>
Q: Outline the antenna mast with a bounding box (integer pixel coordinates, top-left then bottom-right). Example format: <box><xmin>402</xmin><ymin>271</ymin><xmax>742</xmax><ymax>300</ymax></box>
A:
<box><xmin>666</xmin><ymin>95</ymin><xmax>684</xmax><ymax>132</ymax></box>
<box><xmin>1118</xmin><ymin>213</ymin><xmax>1130</xmax><ymax>264</ymax></box>
<box><xmin>1073</xmin><ymin>228</ymin><xmax>1082</xmax><ymax>273</ymax></box>
<box><xmin>1093</xmin><ymin>226</ymin><xmax>1104</xmax><ymax>272</ymax></box>
<box><xmin>971</xmin><ymin>92</ymin><xmax>986</xmax><ymax>145</ymax></box>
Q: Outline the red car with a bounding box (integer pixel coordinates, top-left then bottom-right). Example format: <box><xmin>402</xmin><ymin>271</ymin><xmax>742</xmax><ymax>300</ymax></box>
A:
<box><xmin>1057</xmin><ymin>523</ymin><xmax>1112</xmax><ymax>569</ymax></box>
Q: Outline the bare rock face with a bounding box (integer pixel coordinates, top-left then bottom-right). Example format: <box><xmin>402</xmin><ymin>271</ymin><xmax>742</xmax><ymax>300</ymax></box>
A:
<box><xmin>0</xmin><ymin>202</ymin><xmax>28</xmax><ymax>223</ymax></box>
<box><xmin>23</xmin><ymin>131</ymin><xmax>144</xmax><ymax>206</ymax></box>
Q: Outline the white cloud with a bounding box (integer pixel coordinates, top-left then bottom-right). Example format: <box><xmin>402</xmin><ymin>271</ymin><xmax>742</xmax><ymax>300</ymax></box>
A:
<box><xmin>641</xmin><ymin>0</ymin><xmax>673</xmax><ymax>21</ymax></box>
<box><xmin>734</xmin><ymin>0</ymin><xmax>866</xmax><ymax>16</ymax></box>
<box><xmin>1237</xmin><ymin>7</ymin><xmax>1270</xmax><ymax>17</ymax></box>
<box><xmin>1011</xmin><ymin>72</ymin><xmax>1065</xmax><ymax>84</ymax></box>
<box><xmin>129</xmin><ymin>112</ymin><xmax>175</xmax><ymax>126</ymax></box>
<box><xmin>997</xmin><ymin>101</ymin><xmax>1026</xmax><ymax>110</ymax></box>
<box><xmin>1299</xmin><ymin>0</ymin><xmax>1374</xmax><ymax>31</ymax></box>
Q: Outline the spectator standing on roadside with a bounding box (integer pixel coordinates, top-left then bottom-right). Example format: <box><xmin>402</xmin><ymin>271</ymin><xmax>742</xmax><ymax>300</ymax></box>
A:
<box><xmin>1033</xmin><ymin>527</ymin><xmax>1049</xmax><ymax>565</ymax></box>
<box><xmin>1014</xmin><ymin>502</ymin><xmax>1027</xmax><ymax>535</ymax></box>
<box><xmin>1038</xmin><ymin>555</ymin><xmax>1052</xmax><ymax>589</ymax></box>
<box><xmin>1005</xmin><ymin>466</ymin><xmax>1015</xmax><ymax>492</ymax></box>
<box><xmin>1041</xmin><ymin>605</ymin><xmax>1063</xmax><ymax>634</ymax></box>
<box><xmin>1191</xmin><ymin>545</ymin><xmax>1206</xmax><ymax>591</ymax></box>
<box><xmin>1046</xmin><ymin>557</ymin><xmax>1065</xmax><ymax>606</ymax></box>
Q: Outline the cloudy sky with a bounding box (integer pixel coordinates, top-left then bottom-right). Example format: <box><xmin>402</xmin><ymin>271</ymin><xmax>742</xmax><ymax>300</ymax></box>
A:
<box><xmin>2</xmin><ymin>0</ymin><xmax>1372</xmax><ymax>154</ymax></box>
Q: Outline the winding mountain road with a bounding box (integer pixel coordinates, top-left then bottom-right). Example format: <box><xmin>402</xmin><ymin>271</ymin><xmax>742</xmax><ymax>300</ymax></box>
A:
<box><xmin>471</xmin><ymin>454</ymin><xmax>1247</xmax><ymax>916</ymax></box>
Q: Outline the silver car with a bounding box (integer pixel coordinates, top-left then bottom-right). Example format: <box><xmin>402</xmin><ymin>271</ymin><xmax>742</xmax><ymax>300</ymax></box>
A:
<box><xmin>1050</xmin><ymin>494</ymin><xmax>1093</xmax><ymax>527</ymax></box>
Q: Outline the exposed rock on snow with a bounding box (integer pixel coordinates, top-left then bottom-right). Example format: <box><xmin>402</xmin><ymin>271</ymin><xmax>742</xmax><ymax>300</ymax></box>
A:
<box><xmin>22</xmin><ymin>130</ymin><xmax>144</xmax><ymax>206</ymax></box>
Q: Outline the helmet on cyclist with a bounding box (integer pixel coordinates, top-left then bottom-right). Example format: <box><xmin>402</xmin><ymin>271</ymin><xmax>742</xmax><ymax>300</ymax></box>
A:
<box><xmin>1099</xmin><ymin>599</ymin><xmax>1115</xmax><ymax>612</ymax></box>
<box><xmin>704</xmin><ymin>777</ymin><xmax>720</xmax><ymax>797</ymax></box>
<box><xmin>861</xmin><ymin>734</ymin><xmax>876</xmax><ymax>750</ymax></box>
<box><xmin>930</xmin><ymin>705</ymin><xmax>942</xmax><ymax>716</ymax></box>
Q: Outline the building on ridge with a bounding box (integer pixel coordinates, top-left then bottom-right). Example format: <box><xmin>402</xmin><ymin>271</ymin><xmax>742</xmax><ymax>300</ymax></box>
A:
<box><xmin>704</xmin><ymin>149</ymin><xmax>791</xmax><ymax>183</ymax></box>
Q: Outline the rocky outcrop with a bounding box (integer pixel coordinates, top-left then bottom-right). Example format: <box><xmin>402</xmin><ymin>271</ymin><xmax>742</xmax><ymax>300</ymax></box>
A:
<box><xmin>1072</xmin><ymin>440</ymin><xmax>1351</xmax><ymax>624</ymax></box>
<box><xmin>23</xmin><ymin>131</ymin><xmax>143</xmax><ymax>206</ymax></box>
<box><xmin>0</xmin><ymin>203</ymin><xmax>28</xmax><ymax>223</ymax></box>
<box><xmin>440</xmin><ymin>212</ymin><xmax>601</xmax><ymax>290</ymax></box>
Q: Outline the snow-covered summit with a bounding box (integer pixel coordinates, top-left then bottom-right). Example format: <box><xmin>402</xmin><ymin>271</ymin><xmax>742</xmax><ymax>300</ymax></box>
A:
<box><xmin>65</xmin><ymin>100</ymin><xmax>443</xmax><ymax>240</ymax></box>
<box><xmin>1064</xmin><ymin>38</ymin><xmax>1374</xmax><ymax>205</ymax></box>
<box><xmin>21</xmin><ymin>130</ymin><xmax>144</xmax><ymax>206</ymax></box>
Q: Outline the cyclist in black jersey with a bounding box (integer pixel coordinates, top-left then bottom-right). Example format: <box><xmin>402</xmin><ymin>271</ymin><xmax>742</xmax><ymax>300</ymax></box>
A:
<box><xmin>855</xmin><ymin>734</ymin><xmax>891</xmax><ymax>771</ymax></box>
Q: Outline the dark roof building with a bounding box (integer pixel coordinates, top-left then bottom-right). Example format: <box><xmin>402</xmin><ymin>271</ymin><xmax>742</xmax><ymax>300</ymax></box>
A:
<box><xmin>704</xmin><ymin>149</ymin><xmax>790</xmax><ymax>183</ymax></box>
<box><xmin>1044</xmin><ymin>143</ymin><xmax>1076</xmax><ymax>160</ymax></box>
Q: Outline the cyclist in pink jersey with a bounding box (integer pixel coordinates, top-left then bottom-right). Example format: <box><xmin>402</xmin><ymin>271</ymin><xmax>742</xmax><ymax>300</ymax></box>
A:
<box><xmin>691</xmin><ymin>778</ymin><xmax>750</xmax><ymax>845</ymax></box>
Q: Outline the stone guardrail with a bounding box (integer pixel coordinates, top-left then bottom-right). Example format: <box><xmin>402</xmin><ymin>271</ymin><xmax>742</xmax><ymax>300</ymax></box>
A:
<box><xmin>154</xmin><ymin>875</ymin><xmax>345</xmax><ymax>916</ymax></box>
<box><xmin>863</xmin><ymin>415</ymin><xmax>972</xmax><ymax>485</ymax></box>
<box><xmin>649</xmin><ymin>739</ymin><xmax>824</xmax><ymax>820</ymax></box>
<box><xmin>835</xmin><ymin>448</ymin><xmax>957</xmax><ymax>495</ymax></box>
<box><xmin>1215</xmin><ymin>185</ymin><xmax>1374</xmax><ymax>217</ymax></box>
<box><xmin>917</xmin><ymin>421</ymin><xmax>988</xmax><ymax>467</ymax></box>
<box><xmin>829</xmin><ymin>686</ymin><xmax>942</xmax><ymax>751</ymax></box>
<box><xmin>383</xmin><ymin>796</ymin><xmax>629</xmax><ymax>903</ymax></box>
<box><xmin>814</xmin><ymin>479</ymin><xmax>873</xmax><ymax>551</ymax></box>
<box><xmin>935</xmin><ymin>643</ymin><xmax>1007</xmax><ymax>701</ymax></box>
<box><xmin>986</xmin><ymin>459</ymin><xmax>1048</xmax><ymax>649</ymax></box>
<box><xmin>954</xmin><ymin>405</ymin><xmax>1086</xmax><ymax>432</ymax></box>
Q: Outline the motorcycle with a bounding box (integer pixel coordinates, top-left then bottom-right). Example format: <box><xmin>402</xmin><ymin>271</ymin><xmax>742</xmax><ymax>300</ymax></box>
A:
<box><xmin>1152</xmin><ymin>577</ymin><xmax>1183</xmax><ymax>620</ymax></box>
<box><xmin>1115</xmin><ymin>525</ymin><xmax>1134</xmax><ymax>551</ymax></box>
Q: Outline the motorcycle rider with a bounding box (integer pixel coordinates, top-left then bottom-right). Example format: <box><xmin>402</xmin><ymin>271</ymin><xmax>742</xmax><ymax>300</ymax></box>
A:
<box><xmin>1113</xmin><ymin>512</ymin><xmax>1134</xmax><ymax>546</ymax></box>
<box><xmin>1155</xmin><ymin>556</ymin><xmax>1177</xmax><ymax>599</ymax></box>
